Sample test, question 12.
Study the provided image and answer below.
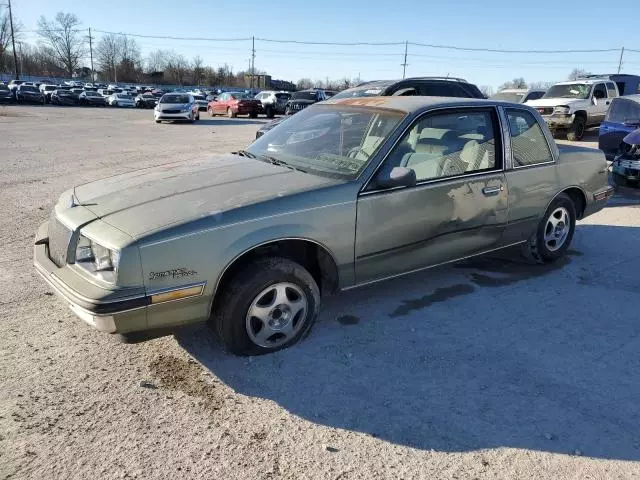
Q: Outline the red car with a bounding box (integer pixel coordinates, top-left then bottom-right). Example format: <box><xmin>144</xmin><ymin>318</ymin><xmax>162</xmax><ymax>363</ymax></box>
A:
<box><xmin>207</xmin><ymin>91</ymin><xmax>262</xmax><ymax>118</ymax></box>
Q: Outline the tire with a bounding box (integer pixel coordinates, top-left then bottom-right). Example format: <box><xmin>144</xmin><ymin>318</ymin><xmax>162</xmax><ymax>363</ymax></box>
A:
<box><xmin>195</xmin><ymin>112</ymin><xmax>200</xmax><ymax>121</ymax></box>
<box><xmin>155</xmin><ymin>119</ymin><xmax>161</xmax><ymax>124</ymax></box>
<box><xmin>265</xmin><ymin>106</ymin><xmax>275</xmax><ymax>119</ymax></box>
<box><xmin>566</xmin><ymin>115</ymin><xmax>586</xmax><ymax>141</ymax></box>
<box><xmin>208</xmin><ymin>107</ymin><xmax>214</xmax><ymax>117</ymax></box>
<box><xmin>249</xmin><ymin>112</ymin><xmax>258</xmax><ymax>119</ymax></box>
<box><xmin>522</xmin><ymin>193</ymin><xmax>576</xmax><ymax>264</ymax></box>
<box><xmin>227</xmin><ymin>107</ymin><xmax>236</xmax><ymax>118</ymax></box>
<box><xmin>212</xmin><ymin>257</ymin><xmax>321</xmax><ymax>356</ymax></box>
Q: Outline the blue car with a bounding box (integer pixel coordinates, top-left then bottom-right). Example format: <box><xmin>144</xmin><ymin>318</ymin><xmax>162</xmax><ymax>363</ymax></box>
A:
<box><xmin>599</xmin><ymin>95</ymin><xmax>640</xmax><ymax>160</ymax></box>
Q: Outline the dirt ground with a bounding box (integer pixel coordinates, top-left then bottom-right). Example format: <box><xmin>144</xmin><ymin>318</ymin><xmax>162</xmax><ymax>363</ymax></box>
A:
<box><xmin>1</xmin><ymin>105</ymin><xmax>640</xmax><ymax>480</ymax></box>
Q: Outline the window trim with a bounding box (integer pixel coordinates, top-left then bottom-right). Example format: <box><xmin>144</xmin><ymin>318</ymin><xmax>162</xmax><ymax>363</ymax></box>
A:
<box><xmin>503</xmin><ymin>106</ymin><xmax>557</xmax><ymax>170</ymax></box>
<box><xmin>360</xmin><ymin>105</ymin><xmax>505</xmax><ymax>196</ymax></box>
<box><xmin>593</xmin><ymin>82</ymin><xmax>608</xmax><ymax>99</ymax></box>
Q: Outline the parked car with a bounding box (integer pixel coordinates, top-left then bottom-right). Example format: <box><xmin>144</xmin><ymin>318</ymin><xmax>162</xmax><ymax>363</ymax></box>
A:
<box><xmin>255</xmin><ymin>90</ymin><xmax>291</xmax><ymax>118</ymax></box>
<box><xmin>598</xmin><ymin>95</ymin><xmax>640</xmax><ymax>160</ymax></box>
<box><xmin>154</xmin><ymin>93</ymin><xmax>199</xmax><ymax>123</ymax></box>
<box><xmin>69</xmin><ymin>88</ymin><xmax>85</xmax><ymax>103</ymax></box>
<box><xmin>34</xmin><ymin>97</ymin><xmax>613</xmax><ymax>355</ymax></box>
<box><xmin>50</xmin><ymin>89</ymin><xmax>76</xmax><ymax>106</ymax></box>
<box><xmin>97</xmin><ymin>88</ymin><xmax>111</xmax><ymax>97</ymax></box>
<box><xmin>7</xmin><ymin>79</ymin><xmax>25</xmax><ymax>95</ymax></box>
<box><xmin>255</xmin><ymin>77</ymin><xmax>487</xmax><ymax>139</ymax></box>
<box><xmin>284</xmin><ymin>88</ymin><xmax>333</xmax><ymax>115</ymax></box>
<box><xmin>610</xmin><ymin>128</ymin><xmax>640</xmax><ymax>186</ymax></box>
<box><xmin>331</xmin><ymin>77</ymin><xmax>486</xmax><ymax>100</ymax></box>
<box><xmin>527</xmin><ymin>75</ymin><xmax>640</xmax><ymax>141</ymax></box>
<box><xmin>78</xmin><ymin>90</ymin><xmax>107</xmax><ymax>106</ymax></box>
<box><xmin>192</xmin><ymin>94</ymin><xmax>209</xmax><ymax>111</ymax></box>
<box><xmin>135</xmin><ymin>93</ymin><xmax>158</xmax><ymax>109</ymax></box>
<box><xmin>107</xmin><ymin>93</ymin><xmax>135</xmax><ymax>107</ymax></box>
<box><xmin>39</xmin><ymin>84</ymin><xmax>58</xmax><ymax>103</ymax></box>
<box><xmin>491</xmin><ymin>88</ymin><xmax>546</xmax><ymax>103</ymax></box>
<box><xmin>15</xmin><ymin>84</ymin><xmax>45</xmax><ymax>104</ymax></box>
<box><xmin>0</xmin><ymin>83</ymin><xmax>14</xmax><ymax>102</ymax></box>
<box><xmin>207</xmin><ymin>91</ymin><xmax>261</xmax><ymax>118</ymax></box>
<box><xmin>151</xmin><ymin>89</ymin><xmax>165</xmax><ymax>98</ymax></box>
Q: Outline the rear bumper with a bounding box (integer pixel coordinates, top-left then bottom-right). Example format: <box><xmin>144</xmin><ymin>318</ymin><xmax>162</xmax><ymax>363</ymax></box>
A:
<box><xmin>584</xmin><ymin>186</ymin><xmax>615</xmax><ymax>217</ymax></box>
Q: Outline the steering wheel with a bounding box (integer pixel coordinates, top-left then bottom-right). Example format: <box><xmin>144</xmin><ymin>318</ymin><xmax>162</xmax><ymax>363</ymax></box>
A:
<box><xmin>346</xmin><ymin>146</ymin><xmax>368</xmax><ymax>159</ymax></box>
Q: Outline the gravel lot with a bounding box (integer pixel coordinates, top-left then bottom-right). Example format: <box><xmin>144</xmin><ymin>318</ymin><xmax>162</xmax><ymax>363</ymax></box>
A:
<box><xmin>1</xmin><ymin>105</ymin><xmax>640</xmax><ymax>480</ymax></box>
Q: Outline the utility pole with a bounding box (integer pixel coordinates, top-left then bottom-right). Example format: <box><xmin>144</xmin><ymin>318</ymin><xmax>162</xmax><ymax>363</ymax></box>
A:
<box><xmin>250</xmin><ymin>36</ymin><xmax>255</xmax><ymax>89</ymax></box>
<box><xmin>617</xmin><ymin>46</ymin><xmax>625</xmax><ymax>74</ymax></box>
<box><xmin>401</xmin><ymin>41</ymin><xmax>408</xmax><ymax>79</ymax></box>
<box><xmin>7</xmin><ymin>0</ymin><xmax>19</xmax><ymax>79</ymax></box>
<box><xmin>88</xmin><ymin>28</ymin><xmax>95</xmax><ymax>83</ymax></box>
<box><xmin>18</xmin><ymin>41</ymin><xmax>23</xmax><ymax>75</ymax></box>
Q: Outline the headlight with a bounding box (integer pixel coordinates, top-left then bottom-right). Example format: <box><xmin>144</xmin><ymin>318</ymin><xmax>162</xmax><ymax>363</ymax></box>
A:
<box><xmin>75</xmin><ymin>234</ymin><xmax>120</xmax><ymax>282</ymax></box>
<box><xmin>553</xmin><ymin>105</ymin><xmax>571</xmax><ymax>114</ymax></box>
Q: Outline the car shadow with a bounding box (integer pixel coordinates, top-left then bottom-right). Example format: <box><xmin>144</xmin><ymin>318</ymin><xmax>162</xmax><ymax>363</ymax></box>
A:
<box><xmin>172</xmin><ymin>223</ymin><xmax>640</xmax><ymax>460</ymax></box>
<box><xmin>192</xmin><ymin>117</ymin><xmax>268</xmax><ymax>126</ymax></box>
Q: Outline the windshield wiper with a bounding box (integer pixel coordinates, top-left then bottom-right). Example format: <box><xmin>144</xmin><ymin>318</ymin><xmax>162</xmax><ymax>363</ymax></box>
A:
<box><xmin>233</xmin><ymin>149</ymin><xmax>257</xmax><ymax>158</ymax></box>
<box><xmin>260</xmin><ymin>155</ymin><xmax>307</xmax><ymax>173</ymax></box>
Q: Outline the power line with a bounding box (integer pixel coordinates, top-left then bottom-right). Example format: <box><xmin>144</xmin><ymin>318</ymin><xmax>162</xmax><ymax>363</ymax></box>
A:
<box><xmin>408</xmin><ymin>41</ymin><xmax>620</xmax><ymax>54</ymax></box>
<box><xmin>92</xmin><ymin>29</ymin><xmax>251</xmax><ymax>42</ymax></box>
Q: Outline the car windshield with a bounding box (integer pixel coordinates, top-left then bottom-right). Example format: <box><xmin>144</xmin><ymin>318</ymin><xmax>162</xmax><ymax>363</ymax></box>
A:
<box><xmin>275</xmin><ymin>93</ymin><xmax>291</xmax><ymax>100</ymax></box>
<box><xmin>331</xmin><ymin>87</ymin><xmax>385</xmax><ymax>100</ymax></box>
<box><xmin>161</xmin><ymin>94</ymin><xmax>190</xmax><ymax>103</ymax></box>
<box><xmin>43</xmin><ymin>86</ymin><xmax>56</xmax><ymax>91</ymax></box>
<box><xmin>490</xmin><ymin>92</ymin><xmax>525</xmax><ymax>103</ymax></box>
<box><xmin>230</xmin><ymin>92</ymin><xmax>251</xmax><ymax>99</ymax></box>
<box><xmin>193</xmin><ymin>95</ymin><xmax>206</xmax><ymax>100</ymax></box>
<box><xmin>85</xmin><ymin>91</ymin><xmax>100</xmax><ymax>97</ymax></box>
<box><xmin>142</xmin><ymin>94</ymin><xmax>154</xmax><ymax>98</ymax></box>
<box><xmin>117</xmin><ymin>94</ymin><xmax>132</xmax><ymax>99</ymax></box>
<box><xmin>21</xmin><ymin>86</ymin><xmax>38</xmax><ymax>92</ymax></box>
<box><xmin>543</xmin><ymin>83</ymin><xmax>591</xmax><ymax>99</ymax></box>
<box><xmin>246</xmin><ymin>105</ymin><xmax>405</xmax><ymax>180</ymax></box>
<box><xmin>291</xmin><ymin>91</ymin><xmax>319</xmax><ymax>101</ymax></box>
<box><xmin>0</xmin><ymin>84</ymin><xmax>9</xmax><ymax>91</ymax></box>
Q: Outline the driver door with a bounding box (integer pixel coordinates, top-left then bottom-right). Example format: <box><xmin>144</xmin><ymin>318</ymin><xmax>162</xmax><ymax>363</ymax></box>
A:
<box><xmin>591</xmin><ymin>83</ymin><xmax>609</xmax><ymax>124</ymax></box>
<box><xmin>354</xmin><ymin>107</ymin><xmax>508</xmax><ymax>284</ymax></box>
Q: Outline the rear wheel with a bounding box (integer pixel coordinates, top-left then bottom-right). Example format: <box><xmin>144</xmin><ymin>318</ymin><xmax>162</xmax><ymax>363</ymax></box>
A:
<box><xmin>249</xmin><ymin>112</ymin><xmax>258</xmax><ymax>119</ymax></box>
<box><xmin>212</xmin><ymin>257</ymin><xmax>320</xmax><ymax>356</ymax></box>
<box><xmin>566</xmin><ymin>115</ymin><xmax>586</xmax><ymax>141</ymax></box>
<box><xmin>265</xmin><ymin>106</ymin><xmax>275</xmax><ymax>119</ymax></box>
<box><xmin>155</xmin><ymin>119</ymin><xmax>161</xmax><ymax>124</ymax></box>
<box><xmin>208</xmin><ymin>107</ymin><xmax>214</xmax><ymax>117</ymax></box>
<box><xmin>522</xmin><ymin>193</ymin><xmax>576</xmax><ymax>263</ymax></box>
<box><xmin>227</xmin><ymin>107</ymin><xmax>236</xmax><ymax>118</ymax></box>
<box><xmin>195</xmin><ymin>111</ymin><xmax>200</xmax><ymax>121</ymax></box>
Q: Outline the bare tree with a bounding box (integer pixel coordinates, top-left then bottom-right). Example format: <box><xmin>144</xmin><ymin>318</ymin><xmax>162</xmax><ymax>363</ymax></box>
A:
<box><xmin>165</xmin><ymin>53</ymin><xmax>189</xmax><ymax>85</ymax></box>
<box><xmin>480</xmin><ymin>85</ymin><xmax>494</xmax><ymax>97</ymax></box>
<box><xmin>296</xmin><ymin>78</ymin><xmax>313</xmax><ymax>90</ymax></box>
<box><xmin>37</xmin><ymin>12</ymin><xmax>86</xmax><ymax>78</ymax></box>
<box><xmin>529</xmin><ymin>80</ymin><xmax>555</xmax><ymax>89</ymax></box>
<box><xmin>0</xmin><ymin>6</ymin><xmax>22</xmax><ymax>74</ymax></box>
<box><xmin>146</xmin><ymin>49</ymin><xmax>169</xmax><ymax>74</ymax></box>
<box><xmin>192</xmin><ymin>55</ymin><xmax>203</xmax><ymax>85</ymax></box>
<box><xmin>95</xmin><ymin>33</ymin><xmax>119</xmax><ymax>82</ymax></box>
<box><xmin>568</xmin><ymin>68</ymin><xmax>590</xmax><ymax>81</ymax></box>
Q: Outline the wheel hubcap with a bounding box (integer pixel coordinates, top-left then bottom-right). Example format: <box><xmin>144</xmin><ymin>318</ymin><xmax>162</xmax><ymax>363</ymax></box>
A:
<box><xmin>544</xmin><ymin>207</ymin><xmax>570</xmax><ymax>251</ymax></box>
<box><xmin>246</xmin><ymin>282</ymin><xmax>307</xmax><ymax>348</ymax></box>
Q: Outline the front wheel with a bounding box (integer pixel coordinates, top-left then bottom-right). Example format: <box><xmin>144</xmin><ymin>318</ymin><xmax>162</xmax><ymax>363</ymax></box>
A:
<box><xmin>566</xmin><ymin>116</ymin><xmax>586</xmax><ymax>141</ymax></box>
<box><xmin>208</xmin><ymin>107</ymin><xmax>214</xmax><ymax>117</ymax></box>
<box><xmin>212</xmin><ymin>257</ymin><xmax>320</xmax><ymax>356</ymax></box>
<box><xmin>265</xmin><ymin>106</ymin><xmax>275</xmax><ymax>119</ymax></box>
<box><xmin>522</xmin><ymin>193</ymin><xmax>576</xmax><ymax>264</ymax></box>
<box><xmin>227</xmin><ymin>107</ymin><xmax>236</xmax><ymax>118</ymax></box>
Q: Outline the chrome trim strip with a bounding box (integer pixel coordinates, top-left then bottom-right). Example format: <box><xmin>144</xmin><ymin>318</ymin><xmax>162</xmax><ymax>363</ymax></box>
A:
<box><xmin>342</xmin><ymin>240</ymin><xmax>527</xmax><ymax>291</ymax></box>
<box><xmin>146</xmin><ymin>281</ymin><xmax>206</xmax><ymax>297</ymax></box>
<box><xmin>360</xmin><ymin>169</ymin><xmax>505</xmax><ymax>196</ymax></box>
<box><xmin>512</xmin><ymin>160</ymin><xmax>556</xmax><ymax>170</ymax></box>
<box><xmin>139</xmin><ymin>201</ymin><xmax>355</xmax><ymax>247</ymax></box>
<box><xmin>360</xmin><ymin>105</ymin><xmax>505</xmax><ymax>194</ymax></box>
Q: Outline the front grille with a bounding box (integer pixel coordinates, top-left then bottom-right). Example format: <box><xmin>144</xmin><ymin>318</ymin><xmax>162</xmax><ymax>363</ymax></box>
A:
<box><xmin>162</xmin><ymin>109</ymin><xmax>181</xmax><ymax>114</ymax></box>
<box><xmin>536</xmin><ymin>107</ymin><xmax>554</xmax><ymax>116</ymax></box>
<box><xmin>48</xmin><ymin>216</ymin><xmax>72</xmax><ymax>267</ymax></box>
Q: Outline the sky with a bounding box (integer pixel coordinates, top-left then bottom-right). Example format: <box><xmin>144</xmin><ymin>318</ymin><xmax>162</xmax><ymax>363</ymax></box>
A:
<box><xmin>12</xmin><ymin>0</ymin><xmax>640</xmax><ymax>89</ymax></box>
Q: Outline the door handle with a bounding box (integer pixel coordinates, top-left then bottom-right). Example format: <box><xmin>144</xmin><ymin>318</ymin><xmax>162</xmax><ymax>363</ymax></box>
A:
<box><xmin>606</xmin><ymin>101</ymin><xmax>610</xmax><ymax>105</ymax></box>
<box><xmin>482</xmin><ymin>185</ymin><xmax>503</xmax><ymax>196</ymax></box>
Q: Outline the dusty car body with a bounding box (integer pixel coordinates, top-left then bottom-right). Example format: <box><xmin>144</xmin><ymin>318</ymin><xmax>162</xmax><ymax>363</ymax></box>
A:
<box><xmin>34</xmin><ymin>97</ymin><xmax>613</xmax><ymax>355</ymax></box>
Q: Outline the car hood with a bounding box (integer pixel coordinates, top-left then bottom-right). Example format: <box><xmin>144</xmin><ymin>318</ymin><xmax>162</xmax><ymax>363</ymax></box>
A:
<box><xmin>526</xmin><ymin>98</ymin><xmax>589</xmax><ymax>107</ymax></box>
<box><xmin>73</xmin><ymin>154</ymin><xmax>341</xmax><ymax>238</ymax></box>
<box><xmin>287</xmin><ymin>99</ymin><xmax>317</xmax><ymax>106</ymax></box>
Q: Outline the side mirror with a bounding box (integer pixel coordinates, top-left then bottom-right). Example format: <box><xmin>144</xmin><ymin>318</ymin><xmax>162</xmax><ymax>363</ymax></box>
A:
<box><xmin>375</xmin><ymin>166</ymin><xmax>417</xmax><ymax>189</ymax></box>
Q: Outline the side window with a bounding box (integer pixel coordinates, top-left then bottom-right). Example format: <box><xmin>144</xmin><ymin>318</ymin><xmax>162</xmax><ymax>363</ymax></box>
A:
<box><xmin>525</xmin><ymin>91</ymin><xmax>545</xmax><ymax>102</ymax></box>
<box><xmin>606</xmin><ymin>82</ymin><xmax>617</xmax><ymax>98</ymax></box>
<box><xmin>593</xmin><ymin>83</ymin><xmax>607</xmax><ymax>99</ymax></box>
<box><xmin>384</xmin><ymin>109</ymin><xmax>499</xmax><ymax>182</ymax></box>
<box><xmin>419</xmin><ymin>82</ymin><xmax>466</xmax><ymax>97</ymax></box>
<box><xmin>506</xmin><ymin>109</ymin><xmax>554</xmax><ymax>167</ymax></box>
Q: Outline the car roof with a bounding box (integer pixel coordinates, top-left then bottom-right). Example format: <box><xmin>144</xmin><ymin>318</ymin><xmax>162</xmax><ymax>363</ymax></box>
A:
<box><xmin>554</xmin><ymin>78</ymin><xmax>610</xmax><ymax>85</ymax></box>
<box><xmin>613</xmin><ymin>94</ymin><xmax>640</xmax><ymax>104</ymax></box>
<box><xmin>323</xmin><ymin>96</ymin><xmax>525</xmax><ymax>114</ymax></box>
<box><xmin>498</xmin><ymin>88</ymin><xmax>528</xmax><ymax>93</ymax></box>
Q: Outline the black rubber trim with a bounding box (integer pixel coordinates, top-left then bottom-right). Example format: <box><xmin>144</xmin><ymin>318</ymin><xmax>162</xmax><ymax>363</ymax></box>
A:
<box><xmin>90</xmin><ymin>296</ymin><xmax>150</xmax><ymax>315</ymax></box>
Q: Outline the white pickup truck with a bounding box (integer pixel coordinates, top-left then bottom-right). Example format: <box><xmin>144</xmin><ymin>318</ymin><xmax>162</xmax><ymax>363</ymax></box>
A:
<box><xmin>526</xmin><ymin>78</ymin><xmax>618</xmax><ymax>141</ymax></box>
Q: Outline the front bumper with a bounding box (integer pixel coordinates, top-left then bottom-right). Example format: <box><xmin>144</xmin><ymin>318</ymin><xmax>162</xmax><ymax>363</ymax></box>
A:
<box><xmin>541</xmin><ymin>113</ymin><xmax>574</xmax><ymax>129</ymax></box>
<box><xmin>612</xmin><ymin>158</ymin><xmax>640</xmax><ymax>180</ymax></box>
<box><xmin>154</xmin><ymin>110</ymin><xmax>192</xmax><ymax>120</ymax></box>
<box><xmin>33</xmin><ymin>222</ymin><xmax>148</xmax><ymax>333</ymax></box>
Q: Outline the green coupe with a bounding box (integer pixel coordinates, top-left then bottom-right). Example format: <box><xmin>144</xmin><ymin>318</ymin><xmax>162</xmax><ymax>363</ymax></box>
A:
<box><xmin>34</xmin><ymin>97</ymin><xmax>614</xmax><ymax>355</ymax></box>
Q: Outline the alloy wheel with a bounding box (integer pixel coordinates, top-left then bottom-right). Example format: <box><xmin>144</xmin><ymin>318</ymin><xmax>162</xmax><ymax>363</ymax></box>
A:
<box><xmin>544</xmin><ymin>207</ymin><xmax>570</xmax><ymax>252</ymax></box>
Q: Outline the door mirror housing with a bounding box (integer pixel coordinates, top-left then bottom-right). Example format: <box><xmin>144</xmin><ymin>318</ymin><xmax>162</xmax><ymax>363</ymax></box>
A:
<box><xmin>375</xmin><ymin>166</ymin><xmax>417</xmax><ymax>189</ymax></box>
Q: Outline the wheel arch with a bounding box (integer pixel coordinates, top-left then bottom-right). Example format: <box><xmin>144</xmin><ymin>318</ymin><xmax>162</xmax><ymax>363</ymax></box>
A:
<box><xmin>211</xmin><ymin>237</ymin><xmax>341</xmax><ymax>314</ymax></box>
<box><xmin>546</xmin><ymin>186</ymin><xmax>587</xmax><ymax>219</ymax></box>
